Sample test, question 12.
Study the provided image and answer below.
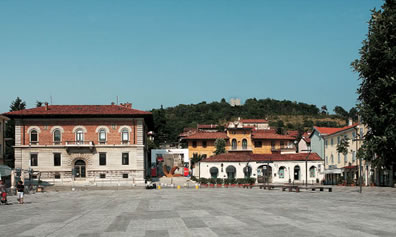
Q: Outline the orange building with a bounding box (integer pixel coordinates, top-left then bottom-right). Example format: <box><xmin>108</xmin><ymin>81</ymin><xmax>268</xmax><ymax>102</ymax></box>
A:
<box><xmin>182</xmin><ymin>118</ymin><xmax>296</xmax><ymax>159</ymax></box>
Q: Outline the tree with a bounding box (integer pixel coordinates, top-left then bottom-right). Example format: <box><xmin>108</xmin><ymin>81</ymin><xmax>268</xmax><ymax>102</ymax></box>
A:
<box><xmin>5</xmin><ymin>97</ymin><xmax>26</xmax><ymax>167</ymax></box>
<box><xmin>275</xmin><ymin>120</ymin><xmax>285</xmax><ymax>134</ymax></box>
<box><xmin>214</xmin><ymin>139</ymin><xmax>226</xmax><ymax>155</ymax></box>
<box><xmin>36</xmin><ymin>101</ymin><xmax>43</xmax><ymax>107</ymax></box>
<box><xmin>349</xmin><ymin>107</ymin><xmax>358</xmax><ymax>122</ymax></box>
<box><xmin>337</xmin><ymin>137</ymin><xmax>350</xmax><ymax>155</ymax></box>
<box><xmin>190</xmin><ymin>153</ymin><xmax>205</xmax><ymax>176</ymax></box>
<box><xmin>351</xmin><ymin>0</ymin><xmax>396</xmax><ymax>169</ymax></box>
<box><xmin>321</xmin><ymin>105</ymin><xmax>328</xmax><ymax>115</ymax></box>
<box><xmin>334</xmin><ymin>106</ymin><xmax>349</xmax><ymax>118</ymax></box>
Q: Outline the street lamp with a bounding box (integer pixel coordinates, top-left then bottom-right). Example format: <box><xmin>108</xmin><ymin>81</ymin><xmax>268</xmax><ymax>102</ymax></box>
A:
<box><xmin>301</xmin><ymin>149</ymin><xmax>312</xmax><ymax>187</ymax></box>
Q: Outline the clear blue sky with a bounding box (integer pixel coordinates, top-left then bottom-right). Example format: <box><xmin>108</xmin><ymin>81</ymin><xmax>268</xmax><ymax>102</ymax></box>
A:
<box><xmin>0</xmin><ymin>0</ymin><xmax>383</xmax><ymax>113</ymax></box>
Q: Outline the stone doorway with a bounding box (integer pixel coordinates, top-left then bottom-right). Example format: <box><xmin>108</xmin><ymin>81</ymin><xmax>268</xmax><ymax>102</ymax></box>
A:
<box><xmin>74</xmin><ymin>160</ymin><xmax>86</xmax><ymax>178</ymax></box>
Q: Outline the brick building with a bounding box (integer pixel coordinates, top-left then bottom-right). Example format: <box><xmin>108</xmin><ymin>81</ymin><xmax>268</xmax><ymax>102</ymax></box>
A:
<box><xmin>3</xmin><ymin>103</ymin><xmax>152</xmax><ymax>185</ymax></box>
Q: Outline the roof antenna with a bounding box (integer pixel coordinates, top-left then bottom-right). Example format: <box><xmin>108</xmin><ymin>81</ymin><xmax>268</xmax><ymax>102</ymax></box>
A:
<box><xmin>116</xmin><ymin>96</ymin><xmax>119</xmax><ymax>105</ymax></box>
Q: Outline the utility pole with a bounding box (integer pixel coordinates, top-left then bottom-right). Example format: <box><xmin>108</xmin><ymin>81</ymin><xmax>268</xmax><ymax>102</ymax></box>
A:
<box><xmin>302</xmin><ymin>149</ymin><xmax>312</xmax><ymax>187</ymax></box>
<box><xmin>353</xmin><ymin>127</ymin><xmax>364</xmax><ymax>194</ymax></box>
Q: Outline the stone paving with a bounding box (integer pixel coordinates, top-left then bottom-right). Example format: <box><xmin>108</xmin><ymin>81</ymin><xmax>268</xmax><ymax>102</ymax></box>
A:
<box><xmin>1</xmin><ymin>186</ymin><xmax>396</xmax><ymax>237</ymax></box>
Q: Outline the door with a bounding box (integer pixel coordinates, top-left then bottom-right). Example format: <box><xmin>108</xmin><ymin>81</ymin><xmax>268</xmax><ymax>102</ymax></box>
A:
<box><xmin>257</xmin><ymin>165</ymin><xmax>272</xmax><ymax>183</ymax></box>
<box><xmin>294</xmin><ymin>166</ymin><xmax>300</xmax><ymax>180</ymax></box>
<box><xmin>74</xmin><ymin>160</ymin><xmax>86</xmax><ymax>178</ymax></box>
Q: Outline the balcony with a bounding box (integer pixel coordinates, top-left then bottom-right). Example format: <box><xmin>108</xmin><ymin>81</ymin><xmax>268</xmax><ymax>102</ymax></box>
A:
<box><xmin>65</xmin><ymin>141</ymin><xmax>95</xmax><ymax>153</ymax></box>
<box><xmin>230</xmin><ymin>146</ymin><xmax>253</xmax><ymax>152</ymax></box>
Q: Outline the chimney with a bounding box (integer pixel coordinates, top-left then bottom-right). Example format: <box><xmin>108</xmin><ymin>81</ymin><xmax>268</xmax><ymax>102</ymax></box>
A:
<box><xmin>45</xmin><ymin>102</ymin><xmax>49</xmax><ymax>111</ymax></box>
<box><xmin>348</xmin><ymin>118</ymin><xmax>353</xmax><ymax>126</ymax></box>
<box><xmin>124</xmin><ymin>103</ymin><xmax>132</xmax><ymax>109</ymax></box>
<box><xmin>111</xmin><ymin>102</ymin><xmax>115</xmax><ymax>105</ymax></box>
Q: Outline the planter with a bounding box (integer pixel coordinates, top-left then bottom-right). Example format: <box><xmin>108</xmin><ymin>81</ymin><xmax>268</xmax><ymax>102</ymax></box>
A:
<box><xmin>216</xmin><ymin>184</ymin><xmax>222</xmax><ymax>188</ymax></box>
<box><xmin>200</xmin><ymin>184</ymin><xmax>208</xmax><ymax>188</ymax></box>
<box><xmin>209</xmin><ymin>184</ymin><xmax>215</xmax><ymax>188</ymax></box>
<box><xmin>231</xmin><ymin>184</ymin><xmax>236</xmax><ymax>188</ymax></box>
<box><xmin>238</xmin><ymin>184</ymin><xmax>243</xmax><ymax>188</ymax></box>
<box><xmin>224</xmin><ymin>184</ymin><xmax>229</xmax><ymax>188</ymax></box>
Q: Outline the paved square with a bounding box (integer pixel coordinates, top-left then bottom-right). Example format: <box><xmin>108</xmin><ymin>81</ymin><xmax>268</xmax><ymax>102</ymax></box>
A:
<box><xmin>1</xmin><ymin>187</ymin><xmax>396</xmax><ymax>236</ymax></box>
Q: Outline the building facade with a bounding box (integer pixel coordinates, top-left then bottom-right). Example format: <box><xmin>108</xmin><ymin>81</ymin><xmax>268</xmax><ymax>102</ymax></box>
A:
<box><xmin>199</xmin><ymin>152</ymin><xmax>324</xmax><ymax>184</ymax></box>
<box><xmin>3</xmin><ymin>103</ymin><xmax>152</xmax><ymax>185</ymax></box>
<box><xmin>0</xmin><ymin>115</ymin><xmax>8</xmax><ymax>165</ymax></box>
<box><xmin>182</xmin><ymin>119</ymin><xmax>296</xmax><ymax>159</ymax></box>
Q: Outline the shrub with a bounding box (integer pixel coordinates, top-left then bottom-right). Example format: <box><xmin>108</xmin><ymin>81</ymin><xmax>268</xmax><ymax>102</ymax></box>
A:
<box><xmin>191</xmin><ymin>176</ymin><xmax>198</xmax><ymax>182</ymax></box>
<box><xmin>209</xmin><ymin>178</ymin><xmax>216</xmax><ymax>184</ymax></box>
<box><xmin>248</xmin><ymin>178</ymin><xmax>256</xmax><ymax>185</ymax></box>
<box><xmin>216</xmin><ymin>178</ymin><xmax>223</xmax><ymax>185</ymax></box>
<box><xmin>230</xmin><ymin>178</ymin><xmax>237</xmax><ymax>184</ymax></box>
<box><xmin>237</xmin><ymin>178</ymin><xmax>246</xmax><ymax>184</ymax></box>
<box><xmin>199</xmin><ymin>178</ymin><xmax>208</xmax><ymax>184</ymax></box>
<box><xmin>224</xmin><ymin>179</ymin><xmax>230</xmax><ymax>185</ymax></box>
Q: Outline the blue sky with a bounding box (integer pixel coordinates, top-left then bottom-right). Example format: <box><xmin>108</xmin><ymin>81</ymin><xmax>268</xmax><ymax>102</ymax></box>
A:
<box><xmin>0</xmin><ymin>0</ymin><xmax>383</xmax><ymax>113</ymax></box>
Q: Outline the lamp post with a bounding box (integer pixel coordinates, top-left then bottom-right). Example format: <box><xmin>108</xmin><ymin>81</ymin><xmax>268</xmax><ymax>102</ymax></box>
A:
<box><xmin>301</xmin><ymin>149</ymin><xmax>312</xmax><ymax>187</ymax></box>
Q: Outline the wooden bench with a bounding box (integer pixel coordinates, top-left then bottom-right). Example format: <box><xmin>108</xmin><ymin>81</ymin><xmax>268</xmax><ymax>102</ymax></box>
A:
<box><xmin>258</xmin><ymin>184</ymin><xmax>299</xmax><ymax>192</ymax></box>
<box><xmin>281</xmin><ymin>186</ymin><xmax>300</xmax><ymax>192</ymax></box>
<box><xmin>298</xmin><ymin>186</ymin><xmax>332</xmax><ymax>192</ymax></box>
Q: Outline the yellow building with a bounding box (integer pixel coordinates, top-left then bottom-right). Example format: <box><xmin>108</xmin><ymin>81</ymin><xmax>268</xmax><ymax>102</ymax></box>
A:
<box><xmin>323</xmin><ymin>122</ymin><xmax>367</xmax><ymax>185</ymax></box>
<box><xmin>182</xmin><ymin>119</ymin><xmax>296</xmax><ymax>158</ymax></box>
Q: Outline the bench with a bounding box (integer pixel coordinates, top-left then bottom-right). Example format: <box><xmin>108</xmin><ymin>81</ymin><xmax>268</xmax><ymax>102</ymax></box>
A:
<box><xmin>258</xmin><ymin>184</ymin><xmax>299</xmax><ymax>192</ymax></box>
<box><xmin>298</xmin><ymin>186</ymin><xmax>332</xmax><ymax>192</ymax></box>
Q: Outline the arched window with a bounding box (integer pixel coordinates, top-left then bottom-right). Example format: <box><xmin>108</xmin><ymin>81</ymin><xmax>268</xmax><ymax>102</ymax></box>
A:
<box><xmin>232</xmin><ymin>139</ymin><xmax>237</xmax><ymax>150</ymax></box>
<box><xmin>53</xmin><ymin>129</ymin><xmax>61</xmax><ymax>144</ymax></box>
<box><xmin>278</xmin><ymin>166</ymin><xmax>285</xmax><ymax>179</ymax></box>
<box><xmin>99</xmin><ymin>129</ymin><xmax>106</xmax><ymax>144</ymax></box>
<box><xmin>210</xmin><ymin>167</ymin><xmax>219</xmax><ymax>179</ymax></box>
<box><xmin>309</xmin><ymin>166</ymin><xmax>316</xmax><ymax>178</ymax></box>
<box><xmin>226</xmin><ymin>165</ymin><xmax>236</xmax><ymax>179</ymax></box>
<box><xmin>242</xmin><ymin>139</ymin><xmax>248</xmax><ymax>150</ymax></box>
<box><xmin>30</xmin><ymin>130</ymin><xmax>38</xmax><ymax>144</ymax></box>
<box><xmin>243</xmin><ymin>166</ymin><xmax>252</xmax><ymax>178</ymax></box>
<box><xmin>331</xmin><ymin>154</ymin><xmax>334</xmax><ymax>164</ymax></box>
<box><xmin>121</xmin><ymin>129</ymin><xmax>129</xmax><ymax>144</ymax></box>
<box><xmin>76</xmin><ymin>129</ymin><xmax>84</xmax><ymax>143</ymax></box>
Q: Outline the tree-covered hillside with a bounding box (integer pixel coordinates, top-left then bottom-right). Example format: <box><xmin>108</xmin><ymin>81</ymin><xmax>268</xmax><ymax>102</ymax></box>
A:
<box><xmin>152</xmin><ymin>98</ymin><xmax>353</xmax><ymax>146</ymax></box>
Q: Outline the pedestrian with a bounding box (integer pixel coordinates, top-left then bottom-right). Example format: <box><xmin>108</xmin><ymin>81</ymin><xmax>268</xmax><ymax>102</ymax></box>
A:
<box><xmin>16</xmin><ymin>180</ymin><xmax>24</xmax><ymax>204</ymax></box>
<box><xmin>0</xmin><ymin>180</ymin><xmax>7</xmax><ymax>205</ymax></box>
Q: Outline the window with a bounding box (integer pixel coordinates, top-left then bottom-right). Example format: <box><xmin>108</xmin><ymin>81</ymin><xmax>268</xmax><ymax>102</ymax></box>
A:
<box><xmin>232</xmin><ymin>139</ymin><xmax>237</xmax><ymax>150</ymax></box>
<box><xmin>337</xmin><ymin>136</ymin><xmax>340</xmax><ymax>145</ymax></box>
<box><xmin>271</xmin><ymin>141</ymin><xmax>276</xmax><ymax>149</ymax></box>
<box><xmin>344</xmin><ymin>153</ymin><xmax>348</xmax><ymax>164</ymax></box>
<box><xmin>210</xmin><ymin>167</ymin><xmax>219</xmax><ymax>179</ymax></box>
<box><xmin>352</xmin><ymin>151</ymin><xmax>356</xmax><ymax>162</ymax></box>
<box><xmin>331</xmin><ymin>154</ymin><xmax>334</xmax><ymax>164</ymax></box>
<box><xmin>121</xmin><ymin>129</ymin><xmax>129</xmax><ymax>144</ymax></box>
<box><xmin>122</xmin><ymin>153</ymin><xmax>129</xmax><ymax>165</ymax></box>
<box><xmin>243</xmin><ymin>166</ymin><xmax>252</xmax><ymax>178</ymax></box>
<box><xmin>31</xmin><ymin>153</ymin><xmax>38</xmax><ymax>166</ymax></box>
<box><xmin>338</xmin><ymin>153</ymin><xmax>341</xmax><ymax>163</ymax></box>
<box><xmin>360</xmin><ymin>128</ymin><xmax>364</xmax><ymax>138</ymax></box>
<box><xmin>352</xmin><ymin>131</ymin><xmax>356</xmax><ymax>139</ymax></box>
<box><xmin>123</xmin><ymin>173</ymin><xmax>128</xmax><ymax>179</ymax></box>
<box><xmin>54</xmin><ymin>153</ymin><xmax>61</xmax><ymax>166</ymax></box>
<box><xmin>99</xmin><ymin>129</ymin><xmax>106</xmax><ymax>144</ymax></box>
<box><xmin>202</xmin><ymin>141</ymin><xmax>207</xmax><ymax>148</ymax></box>
<box><xmin>30</xmin><ymin>130</ymin><xmax>38</xmax><ymax>144</ymax></box>
<box><xmin>76</xmin><ymin>129</ymin><xmax>84</xmax><ymax>143</ymax></box>
<box><xmin>331</xmin><ymin>138</ymin><xmax>334</xmax><ymax>146</ymax></box>
<box><xmin>279</xmin><ymin>167</ymin><xmax>285</xmax><ymax>179</ymax></box>
<box><xmin>280</xmin><ymin>141</ymin><xmax>284</xmax><ymax>148</ymax></box>
<box><xmin>192</xmin><ymin>141</ymin><xmax>197</xmax><ymax>148</ymax></box>
<box><xmin>100</xmin><ymin>173</ymin><xmax>106</xmax><ymax>179</ymax></box>
<box><xmin>99</xmin><ymin>153</ymin><xmax>106</xmax><ymax>166</ymax></box>
<box><xmin>309</xmin><ymin>166</ymin><xmax>316</xmax><ymax>177</ymax></box>
<box><xmin>325</xmin><ymin>140</ymin><xmax>328</xmax><ymax>148</ymax></box>
<box><xmin>325</xmin><ymin>156</ymin><xmax>328</xmax><ymax>165</ymax></box>
<box><xmin>53</xmin><ymin>129</ymin><xmax>61</xmax><ymax>144</ymax></box>
<box><xmin>226</xmin><ymin>166</ymin><xmax>236</xmax><ymax>179</ymax></box>
<box><xmin>54</xmin><ymin>173</ymin><xmax>61</xmax><ymax>179</ymax></box>
<box><xmin>242</xmin><ymin>139</ymin><xmax>248</xmax><ymax>150</ymax></box>
<box><xmin>254</xmin><ymin>141</ymin><xmax>262</xmax><ymax>148</ymax></box>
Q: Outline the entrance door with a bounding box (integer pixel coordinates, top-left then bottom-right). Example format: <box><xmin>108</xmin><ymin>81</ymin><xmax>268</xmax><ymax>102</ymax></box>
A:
<box><xmin>74</xmin><ymin>160</ymin><xmax>86</xmax><ymax>178</ymax></box>
<box><xmin>257</xmin><ymin>165</ymin><xmax>272</xmax><ymax>183</ymax></box>
<box><xmin>294</xmin><ymin>166</ymin><xmax>300</xmax><ymax>180</ymax></box>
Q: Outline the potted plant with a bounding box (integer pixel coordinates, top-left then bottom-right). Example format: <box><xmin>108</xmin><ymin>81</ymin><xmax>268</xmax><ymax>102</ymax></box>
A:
<box><xmin>237</xmin><ymin>178</ymin><xmax>245</xmax><ymax>187</ymax></box>
<box><xmin>216</xmin><ymin>178</ymin><xmax>223</xmax><ymax>188</ymax></box>
<box><xmin>199</xmin><ymin>178</ymin><xmax>208</xmax><ymax>188</ymax></box>
<box><xmin>224</xmin><ymin>178</ymin><xmax>230</xmax><ymax>188</ymax></box>
<box><xmin>230</xmin><ymin>178</ymin><xmax>237</xmax><ymax>187</ymax></box>
<box><xmin>209</xmin><ymin>178</ymin><xmax>216</xmax><ymax>188</ymax></box>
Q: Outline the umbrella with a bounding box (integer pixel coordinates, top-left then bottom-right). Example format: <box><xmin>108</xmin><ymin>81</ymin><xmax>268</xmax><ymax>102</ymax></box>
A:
<box><xmin>0</xmin><ymin>165</ymin><xmax>12</xmax><ymax>177</ymax></box>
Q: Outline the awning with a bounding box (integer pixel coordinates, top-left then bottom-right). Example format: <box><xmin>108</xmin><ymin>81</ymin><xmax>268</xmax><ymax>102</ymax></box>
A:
<box><xmin>324</xmin><ymin>169</ymin><xmax>342</xmax><ymax>174</ymax></box>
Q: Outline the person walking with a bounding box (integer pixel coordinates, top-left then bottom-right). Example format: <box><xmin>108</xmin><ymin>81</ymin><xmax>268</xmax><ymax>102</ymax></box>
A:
<box><xmin>16</xmin><ymin>180</ymin><xmax>24</xmax><ymax>204</ymax></box>
<box><xmin>0</xmin><ymin>180</ymin><xmax>7</xmax><ymax>205</ymax></box>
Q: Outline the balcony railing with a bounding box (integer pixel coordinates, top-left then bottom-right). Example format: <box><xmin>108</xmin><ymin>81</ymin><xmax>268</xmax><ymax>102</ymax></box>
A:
<box><xmin>65</xmin><ymin>141</ymin><xmax>94</xmax><ymax>146</ymax></box>
<box><xmin>231</xmin><ymin>146</ymin><xmax>253</xmax><ymax>151</ymax></box>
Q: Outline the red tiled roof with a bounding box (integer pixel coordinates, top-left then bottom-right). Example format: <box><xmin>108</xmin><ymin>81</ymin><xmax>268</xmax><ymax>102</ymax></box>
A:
<box><xmin>197</xmin><ymin>124</ymin><xmax>218</xmax><ymax>129</ymax></box>
<box><xmin>251</xmin><ymin>131</ymin><xmax>295</xmax><ymax>140</ymax></box>
<box><xmin>202</xmin><ymin>152</ymin><xmax>322</xmax><ymax>162</ymax></box>
<box><xmin>286</xmin><ymin>130</ymin><xmax>299</xmax><ymax>137</ymax></box>
<box><xmin>179</xmin><ymin>128</ymin><xmax>198</xmax><ymax>138</ymax></box>
<box><xmin>3</xmin><ymin>105</ymin><xmax>151</xmax><ymax>117</ymax></box>
<box><xmin>343</xmin><ymin>165</ymin><xmax>358</xmax><ymax>169</ymax></box>
<box><xmin>314</xmin><ymin>123</ymin><xmax>358</xmax><ymax>136</ymax></box>
<box><xmin>302</xmin><ymin>132</ymin><xmax>311</xmax><ymax>143</ymax></box>
<box><xmin>240</xmin><ymin>119</ymin><xmax>268</xmax><ymax>123</ymax></box>
<box><xmin>182</xmin><ymin>132</ymin><xmax>228</xmax><ymax>140</ymax></box>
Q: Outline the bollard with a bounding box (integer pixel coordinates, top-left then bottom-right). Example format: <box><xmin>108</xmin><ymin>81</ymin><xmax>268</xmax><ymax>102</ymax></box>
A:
<box><xmin>177</xmin><ymin>185</ymin><xmax>181</xmax><ymax>190</ymax></box>
<box><xmin>158</xmin><ymin>185</ymin><xmax>161</xmax><ymax>190</ymax></box>
<box><xmin>195</xmin><ymin>185</ymin><xmax>199</xmax><ymax>190</ymax></box>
